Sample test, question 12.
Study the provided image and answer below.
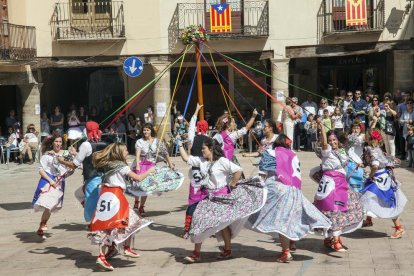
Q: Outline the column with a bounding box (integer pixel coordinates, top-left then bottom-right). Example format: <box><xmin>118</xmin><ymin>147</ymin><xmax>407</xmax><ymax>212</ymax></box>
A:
<box><xmin>152</xmin><ymin>61</ymin><xmax>172</xmax><ymax>137</ymax></box>
<box><xmin>393</xmin><ymin>50</ymin><xmax>414</xmax><ymax>92</ymax></box>
<box><xmin>270</xmin><ymin>58</ymin><xmax>290</xmax><ymax>123</ymax></box>
<box><xmin>228</xmin><ymin>65</ymin><xmax>235</xmax><ymax>112</ymax></box>
<box><xmin>19</xmin><ymin>83</ymin><xmax>43</xmax><ymax>131</ymax></box>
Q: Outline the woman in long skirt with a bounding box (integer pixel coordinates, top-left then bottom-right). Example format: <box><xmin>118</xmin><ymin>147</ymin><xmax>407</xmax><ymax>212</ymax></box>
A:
<box><xmin>248</xmin><ymin>134</ymin><xmax>331</xmax><ymax>263</ymax></box>
<box><xmin>178</xmin><ymin>137</ymin><xmax>266</xmax><ymax>263</ymax></box>
<box><xmin>32</xmin><ymin>133</ymin><xmax>72</xmax><ymax>239</ymax></box>
<box><xmin>88</xmin><ymin>143</ymin><xmax>154</xmax><ymax>271</ymax></box>
<box><xmin>313</xmin><ymin>123</ymin><xmax>364</xmax><ymax>252</ymax></box>
<box><xmin>360</xmin><ymin>129</ymin><xmax>407</xmax><ymax>238</ymax></box>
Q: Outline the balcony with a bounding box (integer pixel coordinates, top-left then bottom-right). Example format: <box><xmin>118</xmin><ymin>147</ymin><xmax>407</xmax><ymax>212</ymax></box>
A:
<box><xmin>169</xmin><ymin>0</ymin><xmax>269</xmax><ymax>50</ymax></box>
<box><xmin>50</xmin><ymin>1</ymin><xmax>125</xmax><ymax>41</ymax></box>
<box><xmin>0</xmin><ymin>23</ymin><xmax>36</xmax><ymax>60</ymax></box>
<box><xmin>317</xmin><ymin>0</ymin><xmax>385</xmax><ymax>40</ymax></box>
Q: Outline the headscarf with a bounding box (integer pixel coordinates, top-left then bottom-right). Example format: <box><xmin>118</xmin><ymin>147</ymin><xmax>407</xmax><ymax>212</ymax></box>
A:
<box><xmin>86</xmin><ymin>121</ymin><xmax>101</xmax><ymax>142</ymax></box>
<box><xmin>196</xmin><ymin>120</ymin><xmax>208</xmax><ymax>135</ymax></box>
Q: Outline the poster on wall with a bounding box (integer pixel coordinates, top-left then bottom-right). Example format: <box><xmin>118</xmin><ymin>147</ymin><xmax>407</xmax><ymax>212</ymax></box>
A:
<box><xmin>156</xmin><ymin>102</ymin><xmax>166</xmax><ymax>117</ymax></box>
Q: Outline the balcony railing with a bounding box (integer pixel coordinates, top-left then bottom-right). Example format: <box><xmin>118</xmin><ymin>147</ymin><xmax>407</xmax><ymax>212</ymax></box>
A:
<box><xmin>0</xmin><ymin>23</ymin><xmax>36</xmax><ymax>60</ymax></box>
<box><xmin>169</xmin><ymin>0</ymin><xmax>268</xmax><ymax>50</ymax></box>
<box><xmin>317</xmin><ymin>0</ymin><xmax>385</xmax><ymax>40</ymax></box>
<box><xmin>50</xmin><ymin>1</ymin><xmax>125</xmax><ymax>41</ymax></box>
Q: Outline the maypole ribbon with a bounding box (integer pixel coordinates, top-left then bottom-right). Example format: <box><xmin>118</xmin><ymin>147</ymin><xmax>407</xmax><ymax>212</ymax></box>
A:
<box><xmin>204</xmin><ymin>43</ymin><xmax>334</xmax><ymax>104</ymax></box>
<box><xmin>207</xmin><ymin>49</ymin><xmax>231</xmax><ymax>115</ymax></box>
<box><xmin>155</xmin><ymin>44</ymin><xmax>192</xmax><ymax>161</ymax></box>
<box><xmin>100</xmin><ymin>44</ymin><xmax>194</xmax><ymax>126</ymax></box>
<box><xmin>200</xmin><ymin>49</ymin><xmax>261</xmax><ymax>147</ymax></box>
<box><xmin>183</xmin><ymin>44</ymin><xmax>204</xmax><ymax>117</ymax></box>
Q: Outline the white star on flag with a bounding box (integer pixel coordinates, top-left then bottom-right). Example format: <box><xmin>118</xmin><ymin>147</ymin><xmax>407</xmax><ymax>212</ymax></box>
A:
<box><xmin>217</xmin><ymin>5</ymin><xmax>223</xmax><ymax>11</ymax></box>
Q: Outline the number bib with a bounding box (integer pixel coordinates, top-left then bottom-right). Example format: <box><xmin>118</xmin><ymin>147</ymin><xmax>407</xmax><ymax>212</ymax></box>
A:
<box><xmin>362</xmin><ymin>169</ymin><xmax>397</xmax><ymax>208</ymax></box>
<box><xmin>188</xmin><ymin>167</ymin><xmax>208</xmax><ymax>205</ymax></box>
<box><xmin>372</xmin><ymin>170</ymin><xmax>392</xmax><ymax>191</ymax></box>
<box><xmin>314</xmin><ymin>171</ymin><xmax>349</xmax><ymax>212</ymax></box>
<box><xmin>90</xmin><ymin>186</ymin><xmax>129</xmax><ymax>231</ymax></box>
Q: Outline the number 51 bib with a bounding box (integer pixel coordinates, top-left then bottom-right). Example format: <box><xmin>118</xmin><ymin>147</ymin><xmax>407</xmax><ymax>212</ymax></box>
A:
<box><xmin>314</xmin><ymin>170</ymin><xmax>348</xmax><ymax>212</ymax></box>
<box><xmin>90</xmin><ymin>186</ymin><xmax>129</xmax><ymax>231</ymax></box>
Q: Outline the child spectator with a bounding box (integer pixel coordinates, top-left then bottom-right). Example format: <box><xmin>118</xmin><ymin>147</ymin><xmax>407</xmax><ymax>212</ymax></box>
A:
<box><xmin>322</xmin><ymin>109</ymin><xmax>332</xmax><ymax>132</ymax></box>
<box><xmin>406</xmin><ymin>125</ymin><xmax>414</xmax><ymax>168</ymax></box>
<box><xmin>332</xmin><ymin>107</ymin><xmax>344</xmax><ymax>132</ymax></box>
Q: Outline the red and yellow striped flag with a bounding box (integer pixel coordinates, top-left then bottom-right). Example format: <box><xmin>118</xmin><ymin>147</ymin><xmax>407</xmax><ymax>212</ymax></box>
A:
<box><xmin>346</xmin><ymin>0</ymin><xmax>368</xmax><ymax>26</ymax></box>
<box><xmin>210</xmin><ymin>3</ymin><xmax>232</xmax><ymax>33</ymax></box>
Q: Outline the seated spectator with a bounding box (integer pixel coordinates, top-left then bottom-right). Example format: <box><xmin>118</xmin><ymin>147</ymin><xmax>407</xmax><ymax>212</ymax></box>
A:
<box><xmin>6</xmin><ymin>109</ymin><xmax>18</xmax><ymax>129</ymax></box>
<box><xmin>40</xmin><ymin>112</ymin><xmax>50</xmax><ymax>141</ymax></box>
<box><xmin>18</xmin><ymin>124</ymin><xmax>39</xmax><ymax>165</ymax></box>
<box><xmin>5</xmin><ymin>126</ymin><xmax>19</xmax><ymax>164</ymax></box>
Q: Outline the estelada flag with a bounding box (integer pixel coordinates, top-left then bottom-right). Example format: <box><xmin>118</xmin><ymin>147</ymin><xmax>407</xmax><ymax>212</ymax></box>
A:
<box><xmin>90</xmin><ymin>186</ymin><xmax>129</xmax><ymax>232</ymax></box>
<box><xmin>345</xmin><ymin>0</ymin><xmax>368</xmax><ymax>26</ymax></box>
<box><xmin>210</xmin><ymin>3</ymin><xmax>232</xmax><ymax>33</ymax></box>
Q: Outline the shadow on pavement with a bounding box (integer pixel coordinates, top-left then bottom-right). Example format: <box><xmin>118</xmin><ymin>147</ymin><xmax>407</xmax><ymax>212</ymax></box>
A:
<box><xmin>29</xmin><ymin>246</ymin><xmax>135</xmax><ymax>271</ymax></box>
<box><xmin>144</xmin><ymin>210</ymin><xmax>171</xmax><ymax>217</ymax></box>
<box><xmin>148</xmin><ymin>223</ymin><xmax>183</xmax><ymax>237</ymax></box>
<box><xmin>0</xmin><ymin>202</ymin><xmax>32</xmax><ymax>211</ymax></box>
<box><xmin>343</xmin><ymin>228</ymin><xmax>388</xmax><ymax>239</ymax></box>
<box><xmin>14</xmin><ymin>231</ymin><xmax>52</xmax><ymax>243</ymax></box>
<box><xmin>52</xmin><ymin>223</ymin><xmax>88</xmax><ymax>232</ymax></box>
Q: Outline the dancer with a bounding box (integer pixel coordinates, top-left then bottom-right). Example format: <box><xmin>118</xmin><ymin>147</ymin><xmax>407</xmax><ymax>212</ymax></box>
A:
<box><xmin>89</xmin><ymin>143</ymin><xmax>154</xmax><ymax>271</ymax></box>
<box><xmin>177</xmin><ymin>137</ymin><xmax>266</xmax><ymax>263</ymax></box>
<box><xmin>213</xmin><ymin>109</ymin><xmax>258</xmax><ymax>162</ymax></box>
<box><xmin>32</xmin><ymin>132</ymin><xmax>73</xmax><ymax>239</ymax></box>
<box><xmin>133</xmin><ymin>123</ymin><xmax>174</xmax><ymax>215</ymax></box>
<box><xmin>313</xmin><ymin>123</ymin><xmax>364</xmax><ymax>252</ymax></box>
<box><xmin>243</xmin><ymin>119</ymin><xmax>279</xmax><ymax>158</ymax></box>
<box><xmin>346</xmin><ymin>123</ymin><xmax>366</xmax><ymax>192</ymax></box>
<box><xmin>248</xmin><ymin>134</ymin><xmax>331</xmax><ymax>263</ymax></box>
<box><xmin>58</xmin><ymin>121</ymin><xmax>107</xmax><ymax>222</ymax></box>
<box><xmin>180</xmin><ymin>104</ymin><xmax>209</xmax><ymax>238</ymax></box>
<box><xmin>360</xmin><ymin>130</ymin><xmax>407</xmax><ymax>238</ymax></box>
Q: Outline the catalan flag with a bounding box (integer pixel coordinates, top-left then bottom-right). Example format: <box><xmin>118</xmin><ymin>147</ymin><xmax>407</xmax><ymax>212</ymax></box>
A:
<box><xmin>345</xmin><ymin>0</ymin><xmax>368</xmax><ymax>26</ymax></box>
<box><xmin>210</xmin><ymin>3</ymin><xmax>232</xmax><ymax>33</ymax></box>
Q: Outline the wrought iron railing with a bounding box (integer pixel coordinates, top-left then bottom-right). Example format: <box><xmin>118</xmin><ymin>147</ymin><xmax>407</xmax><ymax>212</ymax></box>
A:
<box><xmin>0</xmin><ymin>23</ymin><xmax>36</xmax><ymax>60</ymax></box>
<box><xmin>317</xmin><ymin>0</ymin><xmax>385</xmax><ymax>40</ymax></box>
<box><xmin>169</xmin><ymin>0</ymin><xmax>268</xmax><ymax>50</ymax></box>
<box><xmin>50</xmin><ymin>1</ymin><xmax>125</xmax><ymax>40</ymax></box>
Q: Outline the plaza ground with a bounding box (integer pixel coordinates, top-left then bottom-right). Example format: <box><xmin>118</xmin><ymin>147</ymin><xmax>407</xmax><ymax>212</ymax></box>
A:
<box><xmin>0</xmin><ymin>151</ymin><xmax>413</xmax><ymax>276</ymax></box>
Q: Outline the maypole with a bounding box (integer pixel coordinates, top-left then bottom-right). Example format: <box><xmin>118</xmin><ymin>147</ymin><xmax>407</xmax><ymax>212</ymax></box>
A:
<box><xmin>195</xmin><ymin>44</ymin><xmax>205</xmax><ymax>120</ymax></box>
<box><xmin>180</xmin><ymin>25</ymin><xmax>208</xmax><ymax>120</ymax></box>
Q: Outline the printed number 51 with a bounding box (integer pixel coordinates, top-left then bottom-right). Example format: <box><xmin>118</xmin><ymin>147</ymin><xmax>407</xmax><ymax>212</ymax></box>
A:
<box><xmin>99</xmin><ymin>200</ymin><xmax>111</xmax><ymax>212</ymax></box>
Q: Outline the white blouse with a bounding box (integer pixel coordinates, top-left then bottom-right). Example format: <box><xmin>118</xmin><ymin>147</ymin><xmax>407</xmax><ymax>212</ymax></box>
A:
<box><xmin>320</xmin><ymin>145</ymin><xmax>347</xmax><ymax>174</ymax></box>
<box><xmin>213</xmin><ymin>127</ymin><xmax>247</xmax><ymax>146</ymax></box>
<box><xmin>103</xmin><ymin>165</ymin><xmax>131</xmax><ymax>190</ymax></box>
<box><xmin>187</xmin><ymin>156</ymin><xmax>242</xmax><ymax>191</ymax></box>
<box><xmin>39</xmin><ymin>153</ymin><xmax>68</xmax><ymax>176</ymax></box>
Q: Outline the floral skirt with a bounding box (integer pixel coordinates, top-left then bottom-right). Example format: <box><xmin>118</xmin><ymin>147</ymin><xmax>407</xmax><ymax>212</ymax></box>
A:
<box><xmin>247</xmin><ymin>177</ymin><xmax>331</xmax><ymax>241</ymax></box>
<box><xmin>126</xmin><ymin>166</ymin><xmax>184</xmax><ymax>197</ymax></box>
<box><xmin>189</xmin><ymin>177</ymin><xmax>267</xmax><ymax>244</ymax></box>
<box><xmin>320</xmin><ymin>189</ymin><xmax>364</xmax><ymax>237</ymax></box>
<box><xmin>88</xmin><ymin>207</ymin><xmax>152</xmax><ymax>246</ymax></box>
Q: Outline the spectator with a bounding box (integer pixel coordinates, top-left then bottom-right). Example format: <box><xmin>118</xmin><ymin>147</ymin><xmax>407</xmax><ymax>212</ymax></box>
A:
<box><xmin>291</xmin><ymin>97</ymin><xmax>303</xmax><ymax>152</ymax></box>
<box><xmin>304</xmin><ymin>114</ymin><xmax>317</xmax><ymax>151</ymax></box>
<box><xmin>205</xmin><ymin>110</ymin><xmax>215</xmax><ymax>129</ymax></box>
<box><xmin>399</xmin><ymin>97</ymin><xmax>414</xmax><ymax>159</ymax></box>
<box><xmin>5</xmin><ymin>126</ymin><xmax>19</xmax><ymax>164</ymax></box>
<box><xmin>380</xmin><ymin>101</ymin><xmax>397</xmax><ymax>158</ymax></box>
<box><xmin>89</xmin><ymin>106</ymin><xmax>100</xmax><ymax>122</ymax></box>
<box><xmin>126</xmin><ymin>113</ymin><xmax>139</xmax><ymax>154</ymax></box>
<box><xmin>343</xmin><ymin>105</ymin><xmax>356</xmax><ymax>133</ymax></box>
<box><xmin>111</xmin><ymin>117</ymin><xmax>127</xmax><ymax>134</ymax></box>
<box><xmin>332</xmin><ymin>107</ymin><xmax>344</xmax><ymax>132</ymax></box>
<box><xmin>6</xmin><ymin>109</ymin><xmax>18</xmax><ymax>129</ymax></box>
<box><xmin>18</xmin><ymin>124</ymin><xmax>39</xmax><ymax>165</ymax></box>
<box><xmin>50</xmin><ymin>106</ymin><xmax>64</xmax><ymax>134</ymax></box>
<box><xmin>351</xmin><ymin>90</ymin><xmax>368</xmax><ymax>127</ymax></box>
<box><xmin>281</xmin><ymin>98</ymin><xmax>296</xmax><ymax>149</ymax></box>
<box><xmin>40</xmin><ymin>112</ymin><xmax>50</xmax><ymax>140</ymax></box>
<box><xmin>301</xmin><ymin>95</ymin><xmax>318</xmax><ymax>117</ymax></box>
<box><xmin>144</xmin><ymin>105</ymin><xmax>154</xmax><ymax>124</ymax></box>
<box><xmin>368</xmin><ymin>95</ymin><xmax>381</xmax><ymax>124</ymax></box>
<box><xmin>321</xmin><ymin>109</ymin><xmax>332</xmax><ymax>132</ymax></box>
<box><xmin>396</xmin><ymin>92</ymin><xmax>409</xmax><ymax>158</ymax></box>
<box><xmin>318</xmin><ymin>98</ymin><xmax>334</xmax><ymax>116</ymax></box>
<box><xmin>342</xmin><ymin>91</ymin><xmax>353</xmax><ymax>112</ymax></box>
<box><xmin>406</xmin><ymin>125</ymin><xmax>414</xmax><ymax>168</ymax></box>
<box><xmin>67</xmin><ymin>111</ymin><xmax>83</xmax><ymax>149</ymax></box>
<box><xmin>78</xmin><ymin>106</ymin><xmax>88</xmax><ymax>130</ymax></box>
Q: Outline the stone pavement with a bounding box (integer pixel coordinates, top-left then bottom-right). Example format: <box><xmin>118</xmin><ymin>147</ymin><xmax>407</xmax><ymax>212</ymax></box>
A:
<box><xmin>0</xmin><ymin>152</ymin><xmax>413</xmax><ymax>276</ymax></box>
